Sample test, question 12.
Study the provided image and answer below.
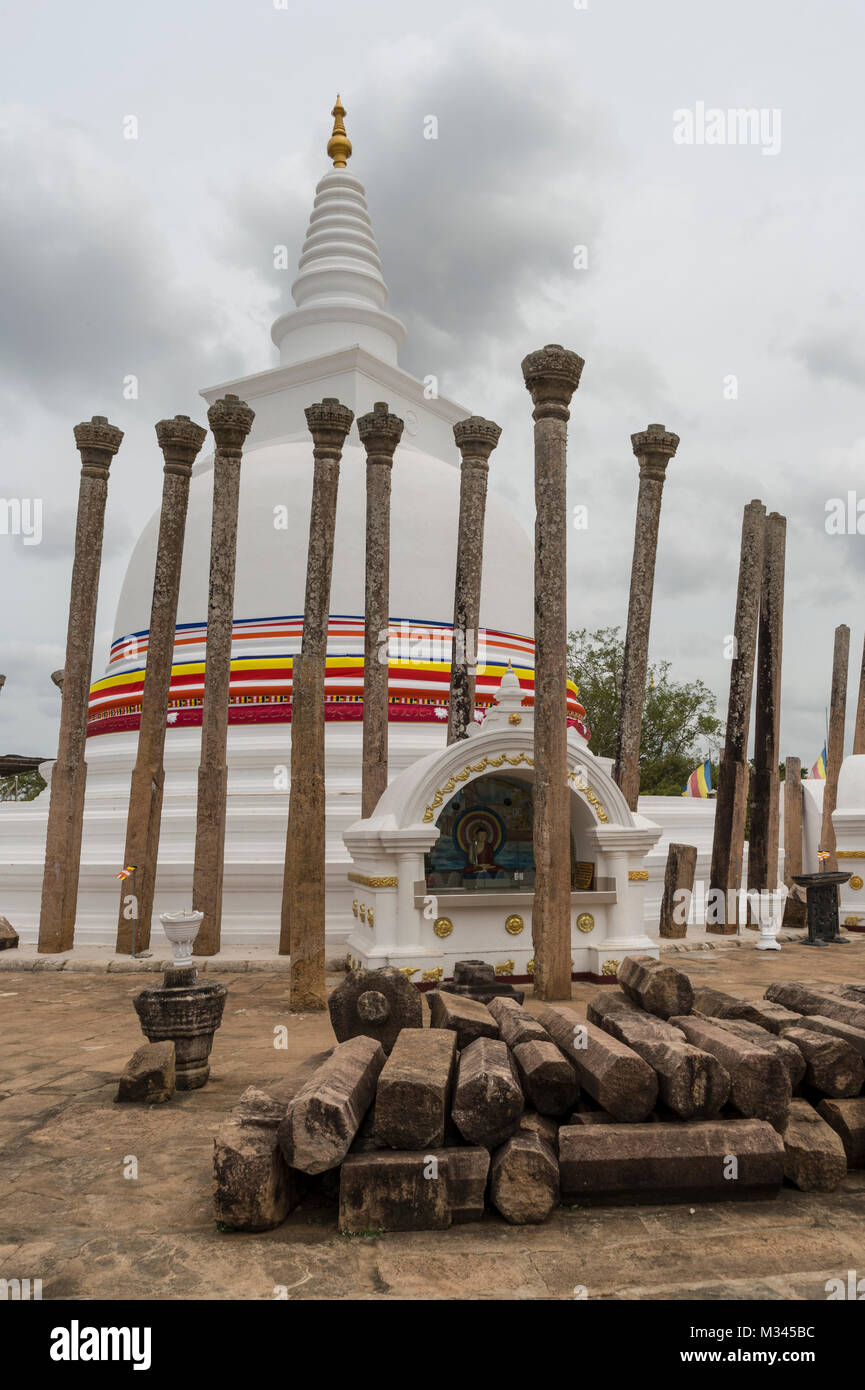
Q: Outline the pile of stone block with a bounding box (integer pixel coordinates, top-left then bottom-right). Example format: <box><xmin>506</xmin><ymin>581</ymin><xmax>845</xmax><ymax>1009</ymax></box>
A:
<box><xmin>211</xmin><ymin>957</ymin><xmax>865</xmax><ymax>1234</ymax></box>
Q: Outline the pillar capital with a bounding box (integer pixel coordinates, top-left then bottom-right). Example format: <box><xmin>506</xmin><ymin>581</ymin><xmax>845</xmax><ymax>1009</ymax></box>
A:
<box><xmin>73</xmin><ymin>416</ymin><xmax>124</xmax><ymax>478</ymax></box>
<box><xmin>630</xmin><ymin>422</ymin><xmax>680</xmax><ymax>481</ymax></box>
<box><xmin>207</xmin><ymin>394</ymin><xmax>254</xmax><ymax>455</ymax></box>
<box><xmin>357</xmin><ymin>401</ymin><xmax>404</xmax><ymax>461</ymax></box>
<box><xmin>155</xmin><ymin>415</ymin><xmax>208</xmax><ymax>477</ymax></box>
<box><xmin>453</xmin><ymin>415</ymin><xmax>502</xmax><ymax>466</ymax></box>
<box><xmin>51</xmin><ymin>670</ymin><xmax>63</xmax><ymax>689</ymax></box>
<box><xmin>305</xmin><ymin>397</ymin><xmax>354</xmax><ymax>459</ymax></box>
<box><xmin>521</xmin><ymin>344</ymin><xmax>584</xmax><ymax>420</ymax></box>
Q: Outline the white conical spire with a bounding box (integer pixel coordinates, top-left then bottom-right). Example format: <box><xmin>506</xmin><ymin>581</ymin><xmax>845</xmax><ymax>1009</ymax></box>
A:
<box><xmin>271</xmin><ymin>97</ymin><xmax>406</xmax><ymax>367</ymax></box>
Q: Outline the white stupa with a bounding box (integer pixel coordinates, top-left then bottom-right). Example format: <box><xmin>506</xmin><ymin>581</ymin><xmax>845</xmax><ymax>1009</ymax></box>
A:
<box><xmin>2</xmin><ymin>99</ymin><xmax>586</xmax><ymax>949</ymax></box>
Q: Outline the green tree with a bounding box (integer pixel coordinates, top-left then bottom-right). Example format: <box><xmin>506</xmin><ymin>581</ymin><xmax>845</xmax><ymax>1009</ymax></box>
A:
<box><xmin>567</xmin><ymin>626</ymin><xmax>723</xmax><ymax>796</ymax></box>
<box><xmin>0</xmin><ymin>769</ymin><xmax>47</xmax><ymax>802</ymax></box>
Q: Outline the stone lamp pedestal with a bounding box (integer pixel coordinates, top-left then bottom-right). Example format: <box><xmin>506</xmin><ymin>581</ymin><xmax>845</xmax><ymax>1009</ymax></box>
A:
<box><xmin>792</xmin><ymin>872</ymin><xmax>851</xmax><ymax>947</ymax></box>
<box><xmin>134</xmin><ymin>909</ymin><xmax>227</xmax><ymax>1088</ymax></box>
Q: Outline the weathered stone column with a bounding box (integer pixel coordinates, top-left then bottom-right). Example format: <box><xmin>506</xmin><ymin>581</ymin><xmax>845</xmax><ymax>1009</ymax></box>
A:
<box><xmin>38</xmin><ymin>416</ymin><xmax>124</xmax><ymax>952</ymax></box>
<box><xmin>280</xmin><ymin>399</ymin><xmax>354</xmax><ymax>1013</ymax></box>
<box><xmin>659</xmin><ymin>843</ymin><xmax>697</xmax><ymax>939</ymax></box>
<box><xmin>447</xmin><ymin>415</ymin><xmax>502</xmax><ymax>744</ymax></box>
<box><xmin>747</xmin><ymin>511</ymin><xmax>786</xmax><ymax>899</ymax></box>
<box><xmin>191</xmin><ymin>395</ymin><xmax>255</xmax><ymax>955</ymax></box>
<box><xmin>614</xmin><ymin>424</ymin><xmax>680</xmax><ymax>810</ymax></box>
<box><xmin>708</xmin><ymin>499</ymin><xmax>766</xmax><ymax>932</ymax></box>
<box><xmin>357</xmin><ymin>402</ymin><xmax>403</xmax><ymax>817</ymax></box>
<box><xmin>820</xmin><ymin>623</ymin><xmax>850</xmax><ymax>870</ymax></box>
<box><xmin>853</xmin><ymin>633</ymin><xmax>865</xmax><ymax>756</ymax></box>
<box><xmin>521</xmin><ymin>345</ymin><xmax>584</xmax><ymax>1001</ymax></box>
<box><xmin>116</xmin><ymin>415</ymin><xmax>207</xmax><ymax>953</ymax></box>
<box><xmin>51</xmin><ymin>670</ymin><xmax>64</xmax><ymax>690</ymax></box>
<box><xmin>784</xmin><ymin>756</ymin><xmax>803</xmax><ymax>886</ymax></box>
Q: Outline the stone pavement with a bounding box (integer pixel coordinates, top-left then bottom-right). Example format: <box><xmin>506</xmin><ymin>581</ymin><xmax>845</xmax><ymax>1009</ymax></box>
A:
<box><xmin>2</xmin><ymin>939</ymin><xmax>865</xmax><ymax>1300</ymax></box>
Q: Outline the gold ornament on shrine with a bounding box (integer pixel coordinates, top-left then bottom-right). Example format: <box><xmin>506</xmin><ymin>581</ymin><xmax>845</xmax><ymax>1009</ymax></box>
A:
<box><xmin>576</xmin><ymin>912</ymin><xmax>595</xmax><ymax>933</ymax></box>
<box><xmin>433</xmin><ymin>916</ymin><xmax>453</xmax><ymax>938</ymax></box>
<box><xmin>850</xmin><ymin>875</ymin><xmax>863</xmax><ymax>891</ymax></box>
<box><xmin>327</xmin><ymin>95</ymin><xmax>352</xmax><ymax>168</ymax></box>
<box><xmin>505</xmin><ymin>913</ymin><xmax>524</xmax><ymax>935</ymax></box>
<box><xmin>601</xmin><ymin>959</ymin><xmax>620</xmax><ymax>976</ymax></box>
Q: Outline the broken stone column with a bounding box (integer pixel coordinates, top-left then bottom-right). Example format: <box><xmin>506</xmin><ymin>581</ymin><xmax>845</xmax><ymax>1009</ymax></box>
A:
<box><xmin>783</xmin><ymin>756</ymin><xmax>803</xmax><ymax>886</ymax></box>
<box><xmin>512</xmin><ymin>1039</ymin><xmax>579</xmax><ymax>1116</ymax></box>
<box><xmin>190</xmin><ymin>395</ymin><xmax>255</xmax><ymax>956</ymax></box>
<box><xmin>538</xmin><ymin>1005</ymin><xmax>658</xmax><ymax>1122</ymax></box>
<box><xmin>213</xmin><ymin>1085</ymin><xmax>306</xmax><ymax>1231</ymax></box>
<box><xmin>617</xmin><ymin>954</ymin><xmax>694</xmax><ymax>1018</ymax></box>
<box><xmin>817</xmin><ymin>1096</ymin><xmax>865</xmax><ymax>1166</ymax></box>
<box><xmin>491</xmin><ymin>1130</ymin><xmax>559</xmax><ymax>1224</ymax></box>
<box><xmin>669</xmin><ymin>1014</ymin><xmax>791</xmax><ymax>1128</ymax></box>
<box><xmin>117</xmin><ymin>416</ymin><xmax>207</xmax><ymax>953</ymax></box>
<box><xmin>748</xmin><ymin>511</ymin><xmax>786</xmax><ymax>901</ymax></box>
<box><xmin>279</xmin><ymin>398</ymin><xmax>354</xmax><ymax>1011</ymax></box>
<box><xmin>854</xmin><ymin>631</ymin><xmax>865</xmax><ymax>755</ymax></box>
<box><xmin>339</xmin><ymin>1150</ymin><xmax>464</xmax><ymax>1233</ymax></box>
<box><xmin>703</xmin><ymin>1016</ymin><xmax>806</xmax><ymax>1089</ymax></box>
<box><xmin>277</xmin><ymin>1035</ymin><xmax>385</xmax><ymax>1174</ymax></box>
<box><xmin>559</xmin><ymin>1117</ymin><xmax>785</xmax><ymax>1204</ymax></box>
<box><xmin>487</xmin><ymin>996</ymin><xmax>551</xmax><ymax>1048</ymax></box>
<box><xmin>357</xmin><ymin>403</ymin><xmax>403</xmax><ymax>815</ymax></box>
<box><xmin>766</xmin><ymin>980</ymin><xmax>865</xmax><ymax>1030</ymax></box>
<box><xmin>820</xmin><ymin>623</ymin><xmax>850</xmax><ymax>870</ymax></box>
<box><xmin>587</xmin><ymin>991</ymin><xmax>730</xmax><ymax>1119</ymax></box>
<box><xmin>521</xmin><ymin>345</ymin><xmax>584</xmax><ymax>1000</ymax></box>
<box><xmin>708</xmin><ymin>500</ymin><xmax>766</xmax><ymax>931</ymax></box>
<box><xmin>39</xmin><ymin>416</ymin><xmax>124</xmax><ymax>953</ymax></box>
<box><xmin>328</xmin><ymin>965</ymin><xmax>422</xmax><ymax>1053</ymax></box>
<box><xmin>614</xmin><ymin>424</ymin><xmax>680</xmax><ymax>811</ymax></box>
<box><xmin>782</xmin><ymin>1099</ymin><xmax>848</xmax><ymax>1190</ymax></box>
<box><xmin>374</xmin><ymin>1028</ymin><xmax>457</xmax><ymax>1149</ymax></box>
<box><xmin>451</xmin><ymin>1037</ymin><xmax>524</xmax><ymax>1148</ymax></box>
<box><xmin>659</xmin><ymin>842</ymin><xmax>697</xmax><ymax>939</ymax></box>
<box><xmin>427</xmin><ymin>989</ymin><xmax>499</xmax><ymax>1050</ymax></box>
<box><xmin>782</xmin><ymin>1026</ymin><xmax>865</xmax><ymax>1098</ymax></box>
<box><xmin>446</xmin><ymin>415</ymin><xmax>502</xmax><ymax>744</ymax></box>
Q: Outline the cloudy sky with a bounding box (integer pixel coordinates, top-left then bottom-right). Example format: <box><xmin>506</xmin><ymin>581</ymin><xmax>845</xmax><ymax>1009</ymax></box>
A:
<box><xmin>2</xmin><ymin>0</ymin><xmax>864</xmax><ymax>767</ymax></box>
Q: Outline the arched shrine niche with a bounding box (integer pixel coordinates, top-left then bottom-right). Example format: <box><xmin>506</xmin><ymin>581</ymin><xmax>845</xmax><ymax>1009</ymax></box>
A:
<box><xmin>424</xmin><ymin>770</ymin><xmax>598</xmax><ymax>894</ymax></box>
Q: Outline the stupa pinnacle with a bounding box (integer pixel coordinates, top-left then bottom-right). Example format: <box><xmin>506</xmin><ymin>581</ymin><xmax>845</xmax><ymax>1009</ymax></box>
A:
<box><xmin>327</xmin><ymin>94</ymin><xmax>352</xmax><ymax>168</ymax></box>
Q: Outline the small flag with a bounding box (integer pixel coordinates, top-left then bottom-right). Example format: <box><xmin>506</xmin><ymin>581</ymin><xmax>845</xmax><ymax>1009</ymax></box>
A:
<box><xmin>682</xmin><ymin>759</ymin><xmax>711</xmax><ymax>798</ymax></box>
<box><xmin>809</xmin><ymin>747</ymin><xmax>827</xmax><ymax>780</ymax></box>
<box><xmin>817</xmin><ymin>851</ymin><xmax>830</xmax><ymax>864</ymax></box>
<box><xmin>115</xmin><ymin>864</ymin><xmax>136</xmax><ymax>881</ymax></box>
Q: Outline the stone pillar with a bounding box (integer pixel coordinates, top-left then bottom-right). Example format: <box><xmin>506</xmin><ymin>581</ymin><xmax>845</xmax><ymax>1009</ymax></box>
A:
<box><xmin>820</xmin><ymin>623</ymin><xmax>850</xmax><ymax>870</ymax></box>
<box><xmin>659</xmin><ymin>843</ymin><xmax>698</xmax><ymax>939</ymax></box>
<box><xmin>747</xmin><ymin>511</ymin><xmax>786</xmax><ymax>899</ymax></box>
<box><xmin>280</xmin><ymin>398</ymin><xmax>354</xmax><ymax>1013</ymax></box>
<box><xmin>191</xmin><ymin>395</ymin><xmax>255</xmax><ymax>955</ymax></box>
<box><xmin>614</xmin><ymin>424</ymin><xmax>680</xmax><ymax>811</ymax></box>
<box><xmin>38</xmin><ymin>416</ymin><xmax>124</xmax><ymax>952</ymax></box>
<box><xmin>357</xmin><ymin>402</ymin><xmax>403</xmax><ymax>817</ymax></box>
<box><xmin>521</xmin><ymin>345</ymin><xmax>584</xmax><ymax>1001</ymax></box>
<box><xmin>708</xmin><ymin>500</ymin><xmax>766</xmax><ymax>932</ymax></box>
<box><xmin>116</xmin><ymin>416</ymin><xmax>207</xmax><ymax>953</ymax></box>
<box><xmin>853</xmin><ymin>633</ymin><xmax>865</xmax><ymax>756</ymax></box>
<box><xmin>784</xmin><ymin>756</ymin><xmax>803</xmax><ymax>887</ymax></box>
<box><xmin>446</xmin><ymin>416</ymin><xmax>502</xmax><ymax>744</ymax></box>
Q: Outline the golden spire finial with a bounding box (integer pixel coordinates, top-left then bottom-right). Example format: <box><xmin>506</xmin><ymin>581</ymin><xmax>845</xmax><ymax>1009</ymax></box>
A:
<box><xmin>327</xmin><ymin>94</ymin><xmax>352</xmax><ymax>168</ymax></box>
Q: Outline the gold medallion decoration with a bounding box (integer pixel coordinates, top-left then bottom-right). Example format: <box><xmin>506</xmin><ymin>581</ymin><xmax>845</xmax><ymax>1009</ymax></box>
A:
<box><xmin>850</xmin><ymin>876</ymin><xmax>863</xmax><ymax>891</ymax></box>
<box><xmin>508</xmin><ymin>713</ymin><xmax>522</xmax><ymax>725</ymax></box>
<box><xmin>433</xmin><ymin>916</ymin><xmax>453</xmax><ymax>939</ymax></box>
<box><xmin>422</xmin><ymin>966</ymin><xmax>443</xmax><ymax>982</ymax></box>
<box><xmin>576</xmin><ymin>912</ymin><xmax>595</xmax><ymax>934</ymax></box>
<box><xmin>495</xmin><ymin>959</ymin><xmax>515</xmax><ymax>976</ymax></box>
<box><xmin>505</xmin><ymin>914</ymin><xmax>524</xmax><ymax>936</ymax></box>
<box><xmin>628</xmin><ymin>870</ymin><xmax>649</xmax><ymax>882</ymax></box>
<box><xmin>601</xmin><ymin>959</ymin><xmax>620</xmax><ymax>976</ymax></box>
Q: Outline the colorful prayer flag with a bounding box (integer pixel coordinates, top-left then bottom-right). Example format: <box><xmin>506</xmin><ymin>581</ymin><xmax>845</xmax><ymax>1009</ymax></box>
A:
<box><xmin>809</xmin><ymin>747</ymin><xmax>827</xmax><ymax>780</ymax></box>
<box><xmin>681</xmin><ymin>759</ymin><xmax>711</xmax><ymax>798</ymax></box>
<box><xmin>114</xmin><ymin>864</ymin><xmax>136</xmax><ymax>881</ymax></box>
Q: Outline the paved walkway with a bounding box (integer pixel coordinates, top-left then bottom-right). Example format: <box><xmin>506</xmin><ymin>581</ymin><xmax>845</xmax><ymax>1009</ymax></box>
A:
<box><xmin>1</xmin><ymin>939</ymin><xmax>864</xmax><ymax>1300</ymax></box>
